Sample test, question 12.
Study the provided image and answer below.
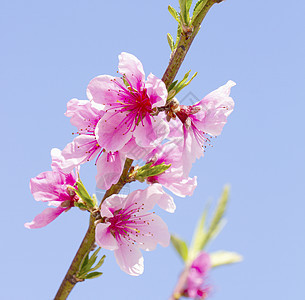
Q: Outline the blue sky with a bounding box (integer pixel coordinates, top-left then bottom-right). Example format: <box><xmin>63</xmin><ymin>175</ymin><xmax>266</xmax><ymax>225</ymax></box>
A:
<box><xmin>1</xmin><ymin>0</ymin><xmax>305</xmax><ymax>299</ymax></box>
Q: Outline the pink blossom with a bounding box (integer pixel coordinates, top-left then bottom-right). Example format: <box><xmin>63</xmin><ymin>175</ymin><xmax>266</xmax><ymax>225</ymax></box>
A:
<box><xmin>52</xmin><ymin>98</ymin><xmax>104</xmax><ymax>173</ymax></box>
<box><xmin>25</xmin><ymin>159</ymin><xmax>78</xmax><ymax>229</ymax></box>
<box><xmin>173</xmin><ymin>81</ymin><xmax>235</xmax><ymax>177</ymax></box>
<box><xmin>145</xmin><ymin>138</ymin><xmax>197</xmax><ymax>198</ymax></box>
<box><xmin>87</xmin><ymin>52</ymin><xmax>169</xmax><ymax>153</ymax></box>
<box><xmin>183</xmin><ymin>252</ymin><xmax>211</xmax><ymax>299</ymax></box>
<box><xmin>95</xmin><ymin>184</ymin><xmax>172</xmax><ymax>276</ymax></box>
<box><xmin>53</xmin><ymin>99</ymin><xmax>129</xmax><ymax>190</ymax></box>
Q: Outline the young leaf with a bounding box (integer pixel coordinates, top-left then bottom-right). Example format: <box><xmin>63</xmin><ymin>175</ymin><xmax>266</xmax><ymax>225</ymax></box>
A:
<box><xmin>135</xmin><ymin>162</ymin><xmax>171</xmax><ymax>182</ymax></box>
<box><xmin>188</xmin><ymin>204</ymin><xmax>208</xmax><ymax>262</ymax></box>
<box><xmin>84</xmin><ymin>272</ymin><xmax>103</xmax><ymax>279</ymax></box>
<box><xmin>175</xmin><ymin>24</ymin><xmax>182</xmax><ymax>48</ymax></box>
<box><xmin>88</xmin><ymin>255</ymin><xmax>106</xmax><ymax>273</ymax></box>
<box><xmin>179</xmin><ymin>0</ymin><xmax>191</xmax><ymax>25</ymax></box>
<box><xmin>168</xmin><ymin>5</ymin><xmax>180</xmax><ymax>22</ymax></box>
<box><xmin>79</xmin><ymin>252</ymin><xmax>90</xmax><ymax>273</ymax></box>
<box><xmin>79</xmin><ymin>248</ymin><xmax>100</xmax><ymax>276</ymax></box>
<box><xmin>167</xmin><ymin>33</ymin><xmax>175</xmax><ymax>51</ymax></box>
<box><xmin>171</xmin><ymin>235</ymin><xmax>188</xmax><ymax>262</ymax></box>
<box><xmin>210</xmin><ymin>251</ymin><xmax>243</xmax><ymax>268</ymax></box>
<box><xmin>168</xmin><ymin>80</ymin><xmax>178</xmax><ymax>92</ymax></box>
<box><xmin>192</xmin><ymin>0</ymin><xmax>208</xmax><ymax>22</ymax></box>
<box><xmin>75</xmin><ymin>179</ymin><xmax>95</xmax><ymax>208</ymax></box>
<box><xmin>188</xmin><ymin>186</ymin><xmax>230</xmax><ymax>262</ymax></box>
<box><xmin>199</xmin><ymin>186</ymin><xmax>229</xmax><ymax>250</ymax></box>
<box><xmin>186</xmin><ymin>0</ymin><xmax>193</xmax><ymax>12</ymax></box>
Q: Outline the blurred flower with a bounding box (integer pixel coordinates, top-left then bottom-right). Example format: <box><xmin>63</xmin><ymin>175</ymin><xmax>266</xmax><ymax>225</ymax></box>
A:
<box><xmin>95</xmin><ymin>184</ymin><xmax>172</xmax><ymax>276</ymax></box>
<box><xmin>183</xmin><ymin>252</ymin><xmax>211</xmax><ymax>299</ymax></box>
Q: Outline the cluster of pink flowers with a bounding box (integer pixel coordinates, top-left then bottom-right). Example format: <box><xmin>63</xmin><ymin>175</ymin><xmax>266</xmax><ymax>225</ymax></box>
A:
<box><xmin>25</xmin><ymin>52</ymin><xmax>235</xmax><ymax>278</ymax></box>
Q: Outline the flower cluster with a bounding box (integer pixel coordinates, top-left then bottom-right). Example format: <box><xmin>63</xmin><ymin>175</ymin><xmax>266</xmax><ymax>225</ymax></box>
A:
<box><xmin>25</xmin><ymin>52</ymin><xmax>235</xmax><ymax>276</ymax></box>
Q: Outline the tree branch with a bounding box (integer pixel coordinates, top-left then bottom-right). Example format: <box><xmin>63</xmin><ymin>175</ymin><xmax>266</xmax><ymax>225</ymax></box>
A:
<box><xmin>54</xmin><ymin>1</ymin><xmax>221</xmax><ymax>298</ymax></box>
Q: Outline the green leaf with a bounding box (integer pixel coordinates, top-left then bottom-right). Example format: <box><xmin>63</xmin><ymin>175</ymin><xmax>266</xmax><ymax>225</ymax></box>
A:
<box><xmin>84</xmin><ymin>272</ymin><xmax>103</xmax><ymax>279</ymax></box>
<box><xmin>167</xmin><ymin>33</ymin><xmax>174</xmax><ymax>51</ymax></box>
<box><xmin>171</xmin><ymin>70</ymin><xmax>197</xmax><ymax>98</ymax></box>
<box><xmin>79</xmin><ymin>248</ymin><xmax>100</xmax><ymax>276</ymax></box>
<box><xmin>179</xmin><ymin>0</ymin><xmax>191</xmax><ymax>25</ymax></box>
<box><xmin>188</xmin><ymin>186</ymin><xmax>230</xmax><ymax>262</ymax></box>
<box><xmin>88</xmin><ymin>255</ymin><xmax>106</xmax><ymax>273</ymax></box>
<box><xmin>74</xmin><ymin>201</ymin><xmax>87</xmax><ymax>210</ymax></box>
<box><xmin>192</xmin><ymin>0</ymin><xmax>208</xmax><ymax>22</ymax></box>
<box><xmin>210</xmin><ymin>251</ymin><xmax>243</xmax><ymax>268</ymax></box>
<box><xmin>79</xmin><ymin>252</ymin><xmax>90</xmax><ymax>273</ymax></box>
<box><xmin>171</xmin><ymin>235</ymin><xmax>188</xmax><ymax>262</ymax></box>
<box><xmin>199</xmin><ymin>186</ymin><xmax>230</xmax><ymax>250</ymax></box>
<box><xmin>168</xmin><ymin>80</ymin><xmax>178</xmax><ymax>92</ymax></box>
<box><xmin>175</xmin><ymin>24</ymin><xmax>182</xmax><ymax>48</ymax></box>
<box><xmin>188</xmin><ymin>204</ymin><xmax>209</xmax><ymax>262</ymax></box>
<box><xmin>92</xmin><ymin>194</ymin><xmax>98</xmax><ymax>207</ymax></box>
<box><xmin>168</xmin><ymin>5</ymin><xmax>180</xmax><ymax>22</ymax></box>
<box><xmin>186</xmin><ymin>0</ymin><xmax>193</xmax><ymax>12</ymax></box>
<box><xmin>135</xmin><ymin>162</ymin><xmax>171</xmax><ymax>182</ymax></box>
<box><xmin>75</xmin><ymin>179</ymin><xmax>95</xmax><ymax>208</ymax></box>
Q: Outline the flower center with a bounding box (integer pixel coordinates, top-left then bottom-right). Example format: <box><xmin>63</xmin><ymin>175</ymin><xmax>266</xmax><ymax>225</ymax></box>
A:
<box><xmin>107</xmin><ymin>203</ymin><xmax>154</xmax><ymax>246</ymax></box>
<box><xmin>107</xmin><ymin>76</ymin><xmax>153</xmax><ymax>133</ymax></box>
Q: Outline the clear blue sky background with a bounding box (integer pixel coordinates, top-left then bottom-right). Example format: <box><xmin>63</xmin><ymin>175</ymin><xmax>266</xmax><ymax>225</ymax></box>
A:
<box><xmin>1</xmin><ymin>0</ymin><xmax>304</xmax><ymax>299</ymax></box>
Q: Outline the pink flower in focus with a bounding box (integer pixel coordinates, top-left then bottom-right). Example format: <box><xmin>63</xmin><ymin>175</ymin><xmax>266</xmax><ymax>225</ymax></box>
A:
<box><xmin>145</xmin><ymin>138</ymin><xmax>197</xmax><ymax>198</ymax></box>
<box><xmin>87</xmin><ymin>52</ymin><xmax>170</xmax><ymax>153</ymax></box>
<box><xmin>173</xmin><ymin>81</ymin><xmax>235</xmax><ymax>177</ymax></box>
<box><xmin>52</xmin><ymin>99</ymin><xmax>129</xmax><ymax>190</ymax></box>
<box><xmin>183</xmin><ymin>252</ymin><xmax>211</xmax><ymax>299</ymax></box>
<box><xmin>95</xmin><ymin>184</ymin><xmax>172</xmax><ymax>276</ymax></box>
<box><xmin>24</xmin><ymin>158</ymin><xmax>79</xmax><ymax>229</ymax></box>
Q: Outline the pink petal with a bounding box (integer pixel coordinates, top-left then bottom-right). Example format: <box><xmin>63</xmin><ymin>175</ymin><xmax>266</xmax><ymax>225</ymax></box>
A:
<box><xmin>181</xmin><ymin>126</ymin><xmax>204</xmax><ymax>178</ymax></box>
<box><xmin>160</xmin><ymin>175</ymin><xmax>197</xmax><ymax>198</ymax></box>
<box><xmin>86</xmin><ymin>75</ymin><xmax>119</xmax><ymax>105</ymax></box>
<box><xmin>145</xmin><ymin>73</ymin><xmax>167</xmax><ymax>108</ymax></box>
<box><xmin>196</xmin><ymin>80</ymin><xmax>235</xmax><ymax>136</ymax></box>
<box><xmin>24</xmin><ymin>207</ymin><xmax>66</xmax><ymax>229</ymax></box>
<box><xmin>65</xmin><ymin>98</ymin><xmax>104</xmax><ymax>131</ymax></box>
<box><xmin>152</xmin><ymin>184</ymin><xmax>176</xmax><ymax>213</ymax></box>
<box><xmin>167</xmin><ymin>107</ymin><xmax>184</xmax><ymax>138</ymax></box>
<box><xmin>102</xmin><ymin>194</ymin><xmax>128</xmax><ymax>213</ymax></box>
<box><xmin>121</xmin><ymin>137</ymin><xmax>153</xmax><ymax>160</ymax></box>
<box><xmin>30</xmin><ymin>171</ymin><xmax>65</xmax><ymax>202</ymax></box>
<box><xmin>137</xmin><ymin>214</ymin><xmax>170</xmax><ymax>251</ymax></box>
<box><xmin>114</xmin><ymin>244</ymin><xmax>144</xmax><ymax>276</ymax></box>
<box><xmin>52</xmin><ymin>135</ymin><xmax>100</xmax><ymax>173</ymax></box>
<box><xmin>118</xmin><ymin>52</ymin><xmax>145</xmax><ymax>91</ymax></box>
<box><xmin>125</xmin><ymin>184</ymin><xmax>176</xmax><ymax>213</ymax></box>
<box><xmin>95</xmin><ymin>223</ymin><xmax>119</xmax><ymax>250</ymax></box>
<box><xmin>95</xmin><ymin>113</ymin><xmax>133</xmax><ymax>152</ymax></box>
<box><xmin>133</xmin><ymin>115</ymin><xmax>169</xmax><ymax>148</ymax></box>
<box><xmin>95</xmin><ymin>151</ymin><xmax>126</xmax><ymax>190</ymax></box>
